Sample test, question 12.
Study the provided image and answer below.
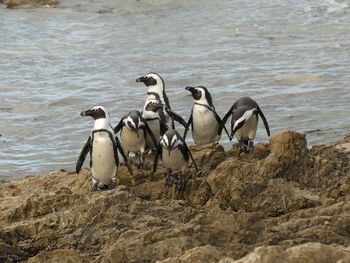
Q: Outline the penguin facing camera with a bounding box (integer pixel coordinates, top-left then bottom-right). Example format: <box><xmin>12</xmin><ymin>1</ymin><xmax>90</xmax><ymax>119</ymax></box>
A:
<box><xmin>184</xmin><ymin>85</ymin><xmax>231</xmax><ymax>145</ymax></box>
<box><xmin>76</xmin><ymin>106</ymin><xmax>132</xmax><ymax>192</ymax></box>
<box><xmin>153</xmin><ymin>129</ymin><xmax>198</xmax><ymax>191</ymax></box>
<box><xmin>114</xmin><ymin>110</ymin><xmax>158</xmax><ymax>168</ymax></box>
<box><xmin>221</xmin><ymin>97</ymin><xmax>270</xmax><ymax>153</ymax></box>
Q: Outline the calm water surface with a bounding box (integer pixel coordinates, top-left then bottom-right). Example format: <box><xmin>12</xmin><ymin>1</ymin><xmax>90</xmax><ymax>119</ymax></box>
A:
<box><xmin>1</xmin><ymin>0</ymin><xmax>350</xmax><ymax>180</ymax></box>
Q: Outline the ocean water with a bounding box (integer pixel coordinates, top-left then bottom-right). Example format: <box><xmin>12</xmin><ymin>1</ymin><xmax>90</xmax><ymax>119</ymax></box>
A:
<box><xmin>0</xmin><ymin>0</ymin><xmax>350</xmax><ymax>180</ymax></box>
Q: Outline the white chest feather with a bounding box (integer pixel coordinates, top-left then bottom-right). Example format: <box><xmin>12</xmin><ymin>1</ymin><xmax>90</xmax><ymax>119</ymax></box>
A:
<box><xmin>91</xmin><ymin>131</ymin><xmax>117</xmax><ymax>185</ymax></box>
<box><xmin>120</xmin><ymin>128</ymin><xmax>146</xmax><ymax>153</ymax></box>
<box><xmin>192</xmin><ymin>106</ymin><xmax>220</xmax><ymax>145</ymax></box>
<box><xmin>161</xmin><ymin>148</ymin><xmax>187</xmax><ymax>171</ymax></box>
<box><xmin>235</xmin><ymin>114</ymin><xmax>258</xmax><ymax>140</ymax></box>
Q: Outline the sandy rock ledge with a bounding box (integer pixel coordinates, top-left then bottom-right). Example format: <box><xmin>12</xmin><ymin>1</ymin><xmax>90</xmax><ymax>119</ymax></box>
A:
<box><xmin>0</xmin><ymin>130</ymin><xmax>349</xmax><ymax>262</ymax></box>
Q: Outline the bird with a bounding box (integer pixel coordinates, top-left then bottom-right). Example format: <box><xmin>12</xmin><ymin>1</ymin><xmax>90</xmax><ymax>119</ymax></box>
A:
<box><xmin>153</xmin><ymin>129</ymin><xmax>198</xmax><ymax>191</ymax></box>
<box><xmin>184</xmin><ymin>85</ymin><xmax>231</xmax><ymax>145</ymax></box>
<box><xmin>76</xmin><ymin>106</ymin><xmax>132</xmax><ymax>191</ymax></box>
<box><xmin>221</xmin><ymin>97</ymin><xmax>270</xmax><ymax>153</ymax></box>
<box><xmin>114</xmin><ymin>110</ymin><xmax>157</xmax><ymax>168</ymax></box>
<box><xmin>144</xmin><ymin>99</ymin><xmax>168</xmax><ymax>136</ymax></box>
<box><xmin>136</xmin><ymin>72</ymin><xmax>187</xmax><ymax>150</ymax></box>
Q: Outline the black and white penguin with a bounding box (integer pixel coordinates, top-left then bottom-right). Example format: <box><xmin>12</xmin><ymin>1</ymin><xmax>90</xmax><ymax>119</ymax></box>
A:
<box><xmin>153</xmin><ymin>129</ymin><xmax>198</xmax><ymax>191</ymax></box>
<box><xmin>221</xmin><ymin>97</ymin><xmax>270</xmax><ymax>153</ymax></box>
<box><xmin>136</xmin><ymin>72</ymin><xmax>187</xmax><ymax>149</ymax></box>
<box><xmin>144</xmin><ymin>99</ymin><xmax>168</xmax><ymax>136</ymax></box>
<box><xmin>76</xmin><ymin>106</ymin><xmax>132</xmax><ymax>191</ymax></box>
<box><xmin>184</xmin><ymin>86</ymin><xmax>231</xmax><ymax>145</ymax></box>
<box><xmin>114</xmin><ymin>110</ymin><xmax>157</xmax><ymax>168</ymax></box>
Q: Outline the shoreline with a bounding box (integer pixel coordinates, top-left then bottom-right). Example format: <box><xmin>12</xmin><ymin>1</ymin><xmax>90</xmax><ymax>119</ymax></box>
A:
<box><xmin>1</xmin><ymin>129</ymin><xmax>350</xmax><ymax>262</ymax></box>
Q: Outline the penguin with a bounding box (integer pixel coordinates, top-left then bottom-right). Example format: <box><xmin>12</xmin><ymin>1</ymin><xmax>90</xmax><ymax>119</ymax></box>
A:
<box><xmin>136</xmin><ymin>72</ymin><xmax>187</xmax><ymax>150</ymax></box>
<box><xmin>221</xmin><ymin>97</ymin><xmax>270</xmax><ymax>153</ymax></box>
<box><xmin>144</xmin><ymin>99</ymin><xmax>168</xmax><ymax>136</ymax></box>
<box><xmin>76</xmin><ymin>106</ymin><xmax>132</xmax><ymax>192</ymax></box>
<box><xmin>114</xmin><ymin>110</ymin><xmax>158</xmax><ymax>168</ymax></box>
<box><xmin>153</xmin><ymin>129</ymin><xmax>198</xmax><ymax>191</ymax></box>
<box><xmin>184</xmin><ymin>86</ymin><xmax>231</xmax><ymax>145</ymax></box>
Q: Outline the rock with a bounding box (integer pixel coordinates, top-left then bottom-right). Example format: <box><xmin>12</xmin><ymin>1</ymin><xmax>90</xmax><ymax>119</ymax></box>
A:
<box><xmin>227</xmin><ymin>243</ymin><xmax>350</xmax><ymax>263</ymax></box>
<box><xmin>0</xmin><ymin>130</ymin><xmax>350</xmax><ymax>262</ymax></box>
<box><xmin>27</xmin><ymin>249</ymin><xmax>92</xmax><ymax>263</ymax></box>
<box><xmin>3</xmin><ymin>0</ymin><xmax>59</xmax><ymax>8</ymax></box>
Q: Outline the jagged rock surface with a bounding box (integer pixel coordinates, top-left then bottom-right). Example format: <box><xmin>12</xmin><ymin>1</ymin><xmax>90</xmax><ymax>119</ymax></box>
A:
<box><xmin>0</xmin><ymin>130</ymin><xmax>349</xmax><ymax>262</ymax></box>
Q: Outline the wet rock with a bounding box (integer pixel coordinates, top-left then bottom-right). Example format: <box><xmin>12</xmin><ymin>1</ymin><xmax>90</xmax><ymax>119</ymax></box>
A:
<box><xmin>0</xmin><ymin>130</ymin><xmax>349</xmax><ymax>262</ymax></box>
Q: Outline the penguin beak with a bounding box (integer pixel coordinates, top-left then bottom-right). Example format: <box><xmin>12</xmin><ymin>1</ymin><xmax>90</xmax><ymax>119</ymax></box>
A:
<box><xmin>136</xmin><ymin>76</ymin><xmax>145</xmax><ymax>83</ymax></box>
<box><xmin>185</xmin><ymin>86</ymin><xmax>195</xmax><ymax>93</ymax></box>
<box><xmin>80</xmin><ymin>109</ymin><xmax>93</xmax><ymax>117</ymax></box>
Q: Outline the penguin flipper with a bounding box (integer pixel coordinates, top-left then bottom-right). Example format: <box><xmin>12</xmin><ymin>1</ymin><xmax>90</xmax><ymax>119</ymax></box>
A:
<box><xmin>113</xmin><ymin>118</ymin><xmax>124</xmax><ymax>134</ymax></box>
<box><xmin>115</xmin><ymin>137</ymin><xmax>133</xmax><ymax>175</ymax></box>
<box><xmin>221</xmin><ymin>104</ymin><xmax>236</xmax><ymax>139</ymax></box>
<box><xmin>213</xmin><ymin>110</ymin><xmax>231</xmax><ymax>140</ymax></box>
<box><xmin>76</xmin><ymin>137</ymin><xmax>91</xmax><ymax>174</ymax></box>
<box><xmin>257</xmin><ymin>106</ymin><xmax>270</xmax><ymax>136</ymax></box>
<box><xmin>166</xmin><ymin>108</ymin><xmax>187</xmax><ymax>127</ymax></box>
<box><xmin>153</xmin><ymin>145</ymin><xmax>162</xmax><ymax>173</ymax></box>
<box><xmin>183</xmin><ymin>110</ymin><xmax>193</xmax><ymax>140</ymax></box>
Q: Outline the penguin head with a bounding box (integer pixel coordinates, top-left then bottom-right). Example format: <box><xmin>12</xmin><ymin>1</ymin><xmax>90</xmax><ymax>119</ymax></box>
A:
<box><xmin>124</xmin><ymin>110</ymin><xmax>144</xmax><ymax>131</ymax></box>
<box><xmin>80</xmin><ymin>106</ymin><xmax>108</xmax><ymax>120</ymax></box>
<box><xmin>186</xmin><ymin>86</ymin><xmax>213</xmax><ymax>106</ymax></box>
<box><xmin>136</xmin><ymin>73</ymin><xmax>165</xmax><ymax>91</ymax></box>
<box><xmin>231</xmin><ymin>108</ymin><xmax>256</xmax><ymax>136</ymax></box>
<box><xmin>160</xmin><ymin>129</ymin><xmax>180</xmax><ymax>154</ymax></box>
<box><xmin>144</xmin><ymin>99</ymin><xmax>163</xmax><ymax>113</ymax></box>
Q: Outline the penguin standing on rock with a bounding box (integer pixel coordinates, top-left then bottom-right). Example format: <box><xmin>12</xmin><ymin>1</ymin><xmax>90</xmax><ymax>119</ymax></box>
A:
<box><xmin>184</xmin><ymin>86</ymin><xmax>231</xmax><ymax>145</ymax></box>
<box><xmin>76</xmin><ymin>106</ymin><xmax>132</xmax><ymax>191</ymax></box>
<box><xmin>136</xmin><ymin>72</ymin><xmax>187</xmax><ymax>149</ymax></box>
<box><xmin>221</xmin><ymin>97</ymin><xmax>270</xmax><ymax>153</ymax></box>
<box><xmin>114</xmin><ymin>110</ymin><xmax>158</xmax><ymax>168</ymax></box>
<box><xmin>153</xmin><ymin>129</ymin><xmax>198</xmax><ymax>191</ymax></box>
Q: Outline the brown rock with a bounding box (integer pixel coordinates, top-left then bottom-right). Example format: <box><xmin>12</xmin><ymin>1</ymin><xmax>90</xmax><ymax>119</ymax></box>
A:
<box><xmin>0</xmin><ymin>130</ymin><xmax>350</xmax><ymax>262</ymax></box>
<box><xmin>228</xmin><ymin>243</ymin><xmax>350</xmax><ymax>263</ymax></box>
<box><xmin>27</xmin><ymin>249</ymin><xmax>92</xmax><ymax>263</ymax></box>
<box><xmin>3</xmin><ymin>0</ymin><xmax>59</xmax><ymax>8</ymax></box>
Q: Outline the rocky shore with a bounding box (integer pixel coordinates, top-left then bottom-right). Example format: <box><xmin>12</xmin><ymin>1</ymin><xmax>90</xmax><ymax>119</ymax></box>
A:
<box><xmin>1</xmin><ymin>130</ymin><xmax>350</xmax><ymax>262</ymax></box>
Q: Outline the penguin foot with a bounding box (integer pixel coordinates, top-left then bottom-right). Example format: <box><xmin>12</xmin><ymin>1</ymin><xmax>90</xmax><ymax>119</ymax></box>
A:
<box><xmin>165</xmin><ymin>170</ymin><xmax>176</xmax><ymax>187</ymax></box>
<box><xmin>238</xmin><ymin>140</ymin><xmax>254</xmax><ymax>153</ymax></box>
<box><xmin>174</xmin><ymin>176</ymin><xmax>187</xmax><ymax>192</ymax></box>
<box><xmin>135</xmin><ymin>156</ymin><xmax>144</xmax><ymax>169</ymax></box>
<box><xmin>91</xmin><ymin>184</ymin><xmax>99</xmax><ymax>192</ymax></box>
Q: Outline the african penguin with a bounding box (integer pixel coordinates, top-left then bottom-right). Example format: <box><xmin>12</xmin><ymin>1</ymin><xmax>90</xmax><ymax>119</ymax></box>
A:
<box><xmin>153</xmin><ymin>129</ymin><xmax>198</xmax><ymax>191</ymax></box>
<box><xmin>184</xmin><ymin>86</ymin><xmax>231</xmax><ymax>145</ymax></box>
<box><xmin>114</xmin><ymin>110</ymin><xmax>157</xmax><ymax>168</ymax></box>
<box><xmin>76</xmin><ymin>106</ymin><xmax>132</xmax><ymax>191</ymax></box>
<box><xmin>221</xmin><ymin>97</ymin><xmax>270</xmax><ymax>153</ymax></box>
<box><xmin>144</xmin><ymin>99</ymin><xmax>168</xmax><ymax>136</ymax></box>
<box><xmin>136</xmin><ymin>72</ymin><xmax>187</xmax><ymax>150</ymax></box>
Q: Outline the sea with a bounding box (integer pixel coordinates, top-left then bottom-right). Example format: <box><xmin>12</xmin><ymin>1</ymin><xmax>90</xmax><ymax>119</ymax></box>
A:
<box><xmin>1</xmin><ymin>0</ymin><xmax>350</xmax><ymax>181</ymax></box>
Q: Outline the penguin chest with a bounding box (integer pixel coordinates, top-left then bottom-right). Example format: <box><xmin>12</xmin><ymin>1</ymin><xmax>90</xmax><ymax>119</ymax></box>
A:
<box><xmin>120</xmin><ymin>128</ymin><xmax>146</xmax><ymax>153</ymax></box>
<box><xmin>192</xmin><ymin>107</ymin><xmax>220</xmax><ymax>145</ymax></box>
<box><xmin>235</xmin><ymin>114</ymin><xmax>258</xmax><ymax>140</ymax></box>
<box><xmin>91</xmin><ymin>132</ymin><xmax>117</xmax><ymax>185</ymax></box>
<box><xmin>145</xmin><ymin>119</ymin><xmax>161</xmax><ymax>149</ymax></box>
<box><xmin>161</xmin><ymin>148</ymin><xmax>187</xmax><ymax>172</ymax></box>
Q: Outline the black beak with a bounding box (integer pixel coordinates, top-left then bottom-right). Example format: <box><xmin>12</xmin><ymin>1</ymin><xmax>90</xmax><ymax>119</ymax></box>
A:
<box><xmin>80</xmin><ymin>109</ymin><xmax>93</xmax><ymax>117</ymax></box>
<box><xmin>185</xmin><ymin>86</ymin><xmax>195</xmax><ymax>93</ymax></box>
<box><xmin>136</xmin><ymin>76</ymin><xmax>145</xmax><ymax>83</ymax></box>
